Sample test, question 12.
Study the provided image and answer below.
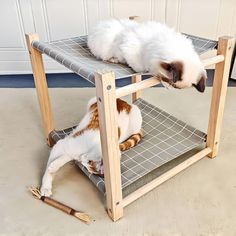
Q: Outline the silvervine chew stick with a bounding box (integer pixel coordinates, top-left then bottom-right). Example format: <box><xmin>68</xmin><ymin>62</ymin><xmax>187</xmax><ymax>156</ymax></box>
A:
<box><xmin>29</xmin><ymin>187</ymin><xmax>91</xmax><ymax>224</ymax></box>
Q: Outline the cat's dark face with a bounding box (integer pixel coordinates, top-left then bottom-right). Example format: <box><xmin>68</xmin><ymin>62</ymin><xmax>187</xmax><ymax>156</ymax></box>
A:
<box><xmin>159</xmin><ymin>61</ymin><xmax>206</xmax><ymax>93</ymax></box>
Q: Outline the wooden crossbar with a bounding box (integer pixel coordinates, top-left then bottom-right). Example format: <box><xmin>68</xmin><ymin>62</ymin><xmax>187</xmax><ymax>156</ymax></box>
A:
<box><xmin>202</xmin><ymin>55</ymin><xmax>224</xmax><ymax>67</ymax></box>
<box><xmin>116</xmin><ymin>54</ymin><xmax>225</xmax><ymax>99</ymax></box>
<box><xmin>116</xmin><ymin>76</ymin><xmax>161</xmax><ymax>98</ymax></box>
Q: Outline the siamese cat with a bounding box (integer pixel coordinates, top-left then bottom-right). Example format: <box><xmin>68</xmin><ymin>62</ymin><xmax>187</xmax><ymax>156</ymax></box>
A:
<box><xmin>88</xmin><ymin>19</ymin><xmax>206</xmax><ymax>92</ymax></box>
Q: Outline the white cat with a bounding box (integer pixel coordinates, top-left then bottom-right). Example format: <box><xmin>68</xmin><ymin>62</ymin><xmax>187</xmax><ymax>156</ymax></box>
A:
<box><xmin>88</xmin><ymin>19</ymin><xmax>206</xmax><ymax>92</ymax></box>
<box><xmin>40</xmin><ymin>97</ymin><xmax>143</xmax><ymax>197</ymax></box>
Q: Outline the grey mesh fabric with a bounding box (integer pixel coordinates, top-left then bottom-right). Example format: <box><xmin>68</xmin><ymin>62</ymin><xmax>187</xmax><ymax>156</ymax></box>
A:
<box><xmin>50</xmin><ymin>99</ymin><xmax>206</xmax><ymax>194</ymax></box>
<box><xmin>50</xmin><ymin>126</ymin><xmax>76</xmax><ymax>143</ymax></box>
<box><xmin>36</xmin><ymin>33</ymin><xmax>215</xmax><ymax>195</ymax></box>
<box><xmin>32</xmin><ymin>34</ymin><xmax>217</xmax><ymax>84</ymax></box>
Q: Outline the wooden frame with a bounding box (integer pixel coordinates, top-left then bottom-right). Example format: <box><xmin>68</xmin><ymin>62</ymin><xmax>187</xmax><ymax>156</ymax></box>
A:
<box><xmin>26</xmin><ymin>33</ymin><xmax>235</xmax><ymax>221</ymax></box>
<box><xmin>25</xmin><ymin>34</ymin><xmax>55</xmax><ymax>146</ymax></box>
<box><xmin>206</xmin><ymin>37</ymin><xmax>235</xmax><ymax>158</ymax></box>
<box><xmin>95</xmin><ymin>72</ymin><xmax>123</xmax><ymax>221</ymax></box>
<box><xmin>131</xmin><ymin>74</ymin><xmax>142</xmax><ymax>102</ymax></box>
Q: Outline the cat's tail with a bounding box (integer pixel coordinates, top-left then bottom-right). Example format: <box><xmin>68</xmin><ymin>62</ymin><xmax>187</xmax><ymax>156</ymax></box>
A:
<box><xmin>119</xmin><ymin>130</ymin><xmax>144</xmax><ymax>151</ymax></box>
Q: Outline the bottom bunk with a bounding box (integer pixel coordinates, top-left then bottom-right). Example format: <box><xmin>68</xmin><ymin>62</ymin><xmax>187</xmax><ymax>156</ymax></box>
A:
<box><xmin>49</xmin><ymin>98</ymin><xmax>206</xmax><ymax>196</ymax></box>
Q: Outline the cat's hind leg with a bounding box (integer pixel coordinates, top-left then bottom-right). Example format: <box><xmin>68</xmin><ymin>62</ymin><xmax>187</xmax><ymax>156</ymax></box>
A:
<box><xmin>41</xmin><ymin>154</ymin><xmax>73</xmax><ymax>196</ymax></box>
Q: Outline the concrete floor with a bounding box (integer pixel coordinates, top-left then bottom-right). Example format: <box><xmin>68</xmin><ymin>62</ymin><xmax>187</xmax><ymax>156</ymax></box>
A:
<box><xmin>0</xmin><ymin>87</ymin><xmax>236</xmax><ymax>236</ymax></box>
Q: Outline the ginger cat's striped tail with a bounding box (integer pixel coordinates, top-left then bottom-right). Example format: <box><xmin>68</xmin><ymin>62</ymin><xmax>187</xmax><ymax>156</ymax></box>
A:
<box><xmin>119</xmin><ymin>130</ymin><xmax>143</xmax><ymax>151</ymax></box>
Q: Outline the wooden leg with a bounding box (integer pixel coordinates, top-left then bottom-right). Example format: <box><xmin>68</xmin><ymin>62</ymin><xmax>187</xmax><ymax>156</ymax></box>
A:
<box><xmin>95</xmin><ymin>71</ymin><xmax>123</xmax><ymax>221</ymax></box>
<box><xmin>25</xmin><ymin>34</ymin><xmax>55</xmax><ymax>146</ymax></box>
<box><xmin>206</xmin><ymin>36</ymin><xmax>235</xmax><ymax>158</ymax></box>
<box><xmin>131</xmin><ymin>74</ymin><xmax>142</xmax><ymax>102</ymax></box>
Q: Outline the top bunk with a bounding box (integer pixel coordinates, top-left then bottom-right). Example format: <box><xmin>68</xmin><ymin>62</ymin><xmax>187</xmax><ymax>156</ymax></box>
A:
<box><xmin>31</xmin><ymin>34</ymin><xmax>218</xmax><ymax>84</ymax></box>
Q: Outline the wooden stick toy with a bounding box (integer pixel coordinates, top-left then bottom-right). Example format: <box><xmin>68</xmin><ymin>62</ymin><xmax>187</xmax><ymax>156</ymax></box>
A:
<box><xmin>29</xmin><ymin>187</ymin><xmax>91</xmax><ymax>224</ymax></box>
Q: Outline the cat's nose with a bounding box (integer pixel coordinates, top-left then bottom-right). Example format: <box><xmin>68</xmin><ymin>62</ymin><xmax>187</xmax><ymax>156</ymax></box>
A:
<box><xmin>172</xmin><ymin>73</ymin><xmax>179</xmax><ymax>83</ymax></box>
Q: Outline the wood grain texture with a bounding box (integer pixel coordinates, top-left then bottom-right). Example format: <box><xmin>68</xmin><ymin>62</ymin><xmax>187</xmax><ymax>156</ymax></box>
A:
<box><xmin>131</xmin><ymin>74</ymin><xmax>142</xmax><ymax>102</ymax></box>
<box><xmin>25</xmin><ymin>34</ymin><xmax>54</xmax><ymax>146</ymax></box>
<box><xmin>202</xmin><ymin>55</ymin><xmax>225</xmax><ymax>68</ymax></box>
<box><xmin>95</xmin><ymin>71</ymin><xmax>123</xmax><ymax>221</ymax></box>
<box><xmin>116</xmin><ymin>76</ymin><xmax>161</xmax><ymax>98</ymax></box>
<box><xmin>206</xmin><ymin>36</ymin><xmax>235</xmax><ymax>157</ymax></box>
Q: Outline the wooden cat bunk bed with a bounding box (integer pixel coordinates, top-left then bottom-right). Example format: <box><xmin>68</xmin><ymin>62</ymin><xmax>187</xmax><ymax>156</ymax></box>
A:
<box><xmin>26</xmin><ymin>20</ymin><xmax>234</xmax><ymax>221</ymax></box>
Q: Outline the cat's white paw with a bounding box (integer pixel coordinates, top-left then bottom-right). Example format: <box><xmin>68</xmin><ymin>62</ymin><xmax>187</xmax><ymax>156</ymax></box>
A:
<box><xmin>40</xmin><ymin>186</ymin><xmax>52</xmax><ymax>197</ymax></box>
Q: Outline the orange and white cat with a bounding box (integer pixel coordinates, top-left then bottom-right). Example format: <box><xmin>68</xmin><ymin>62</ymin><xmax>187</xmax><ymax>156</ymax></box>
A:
<box><xmin>40</xmin><ymin>97</ymin><xmax>143</xmax><ymax>197</ymax></box>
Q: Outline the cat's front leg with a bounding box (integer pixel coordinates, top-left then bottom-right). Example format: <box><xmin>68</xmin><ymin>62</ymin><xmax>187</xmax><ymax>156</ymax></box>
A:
<box><xmin>41</xmin><ymin>170</ymin><xmax>53</xmax><ymax>197</ymax></box>
<box><xmin>40</xmin><ymin>154</ymin><xmax>72</xmax><ymax>196</ymax></box>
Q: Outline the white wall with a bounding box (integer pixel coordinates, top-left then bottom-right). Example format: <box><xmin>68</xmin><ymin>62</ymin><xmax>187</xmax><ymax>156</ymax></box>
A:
<box><xmin>0</xmin><ymin>0</ymin><xmax>236</xmax><ymax>74</ymax></box>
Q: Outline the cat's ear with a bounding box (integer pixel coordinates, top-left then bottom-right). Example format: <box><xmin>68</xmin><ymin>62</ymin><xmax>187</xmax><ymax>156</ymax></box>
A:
<box><xmin>193</xmin><ymin>74</ymin><xmax>206</xmax><ymax>93</ymax></box>
<box><xmin>160</xmin><ymin>61</ymin><xmax>183</xmax><ymax>83</ymax></box>
<box><xmin>170</xmin><ymin>61</ymin><xmax>183</xmax><ymax>83</ymax></box>
<box><xmin>160</xmin><ymin>62</ymin><xmax>174</xmax><ymax>82</ymax></box>
<box><xmin>160</xmin><ymin>62</ymin><xmax>172</xmax><ymax>72</ymax></box>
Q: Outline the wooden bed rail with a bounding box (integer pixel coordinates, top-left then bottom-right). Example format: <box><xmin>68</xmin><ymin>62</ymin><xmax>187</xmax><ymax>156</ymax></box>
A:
<box><xmin>116</xmin><ymin>54</ymin><xmax>225</xmax><ymax>99</ymax></box>
<box><xmin>116</xmin><ymin>76</ymin><xmax>161</xmax><ymax>98</ymax></box>
<box><xmin>202</xmin><ymin>55</ymin><xmax>224</xmax><ymax>67</ymax></box>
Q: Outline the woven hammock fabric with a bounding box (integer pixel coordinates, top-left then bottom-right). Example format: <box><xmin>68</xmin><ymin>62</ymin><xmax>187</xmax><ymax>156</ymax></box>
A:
<box><xmin>50</xmin><ymin>99</ymin><xmax>206</xmax><ymax>194</ymax></box>
<box><xmin>32</xmin><ymin>34</ymin><xmax>217</xmax><ymax>84</ymax></box>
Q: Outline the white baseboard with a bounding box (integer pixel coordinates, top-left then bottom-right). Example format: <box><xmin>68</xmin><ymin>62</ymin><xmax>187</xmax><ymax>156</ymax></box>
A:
<box><xmin>0</xmin><ymin>60</ymin><xmax>70</xmax><ymax>75</ymax></box>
